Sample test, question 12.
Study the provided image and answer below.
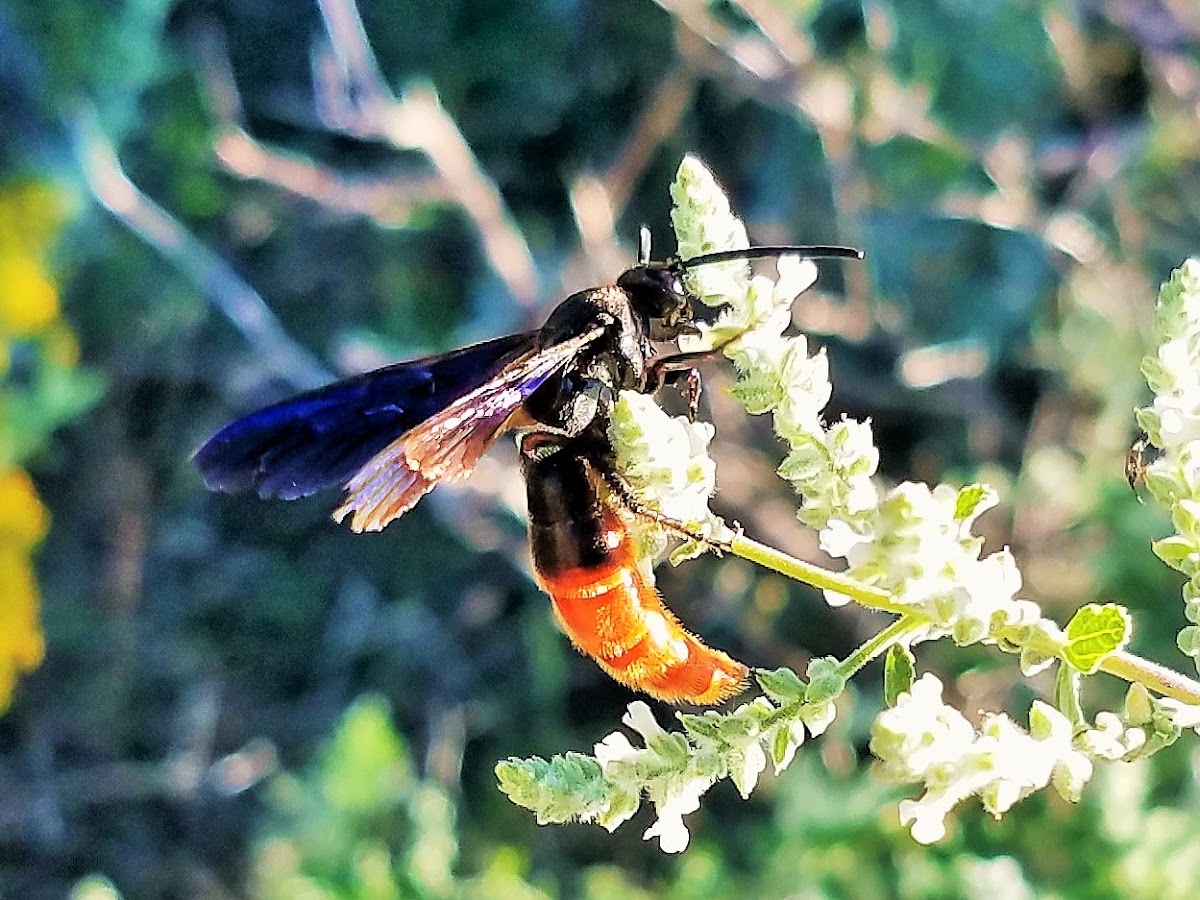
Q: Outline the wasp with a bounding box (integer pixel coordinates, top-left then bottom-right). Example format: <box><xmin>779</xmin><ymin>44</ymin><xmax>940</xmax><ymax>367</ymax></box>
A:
<box><xmin>195</xmin><ymin>230</ymin><xmax>860</xmax><ymax>704</ymax></box>
<box><xmin>1125</xmin><ymin>430</ymin><xmax>1161</xmax><ymax>497</ymax></box>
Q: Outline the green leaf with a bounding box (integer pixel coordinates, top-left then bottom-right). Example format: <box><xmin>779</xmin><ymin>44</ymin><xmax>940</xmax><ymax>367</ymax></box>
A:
<box><xmin>495</xmin><ymin>752</ymin><xmax>608</xmax><ymax>825</ymax></box>
<box><xmin>1054</xmin><ymin>663</ymin><xmax>1084</xmax><ymax>728</ymax></box>
<box><xmin>755</xmin><ymin>667</ymin><xmax>807</xmax><ymax>703</ymax></box>
<box><xmin>953</xmin><ymin>484</ymin><xmax>989</xmax><ymax>521</ymax></box>
<box><xmin>1153</xmin><ymin>535</ymin><xmax>1195</xmax><ymax>570</ymax></box>
<box><xmin>678</xmin><ymin>712</ymin><xmax>722</xmax><ymax>741</ymax></box>
<box><xmin>804</xmin><ymin>657</ymin><xmax>846</xmax><ymax>704</ymax></box>
<box><xmin>1019</xmin><ymin>646</ymin><xmax>1056</xmax><ymax>677</ymax></box>
<box><xmin>1124</xmin><ymin>683</ymin><xmax>1153</xmax><ymax>726</ymax></box>
<box><xmin>771</xmin><ymin>724</ymin><xmax>793</xmax><ymax>769</ymax></box>
<box><xmin>321</xmin><ymin>694</ymin><xmax>411</xmax><ymax>816</ymax></box>
<box><xmin>728</xmin><ymin>369</ymin><xmax>783</xmax><ymax>415</ymax></box>
<box><xmin>776</xmin><ymin>434</ymin><xmax>827</xmax><ymax>483</ymax></box>
<box><xmin>883</xmin><ymin>644</ymin><xmax>916</xmax><ymax>706</ymax></box>
<box><xmin>1062</xmin><ymin>603</ymin><xmax>1132</xmax><ymax>674</ymax></box>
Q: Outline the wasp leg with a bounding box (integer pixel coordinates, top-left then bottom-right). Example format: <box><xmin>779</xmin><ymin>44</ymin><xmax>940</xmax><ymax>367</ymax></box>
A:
<box><xmin>647</xmin><ymin>350</ymin><xmax>717</xmax><ymax>421</ymax></box>
<box><xmin>598</xmin><ymin>467</ymin><xmax>731</xmax><ymax>554</ymax></box>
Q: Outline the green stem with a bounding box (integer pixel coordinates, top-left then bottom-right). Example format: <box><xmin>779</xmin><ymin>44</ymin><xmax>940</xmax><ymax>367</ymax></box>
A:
<box><xmin>727</xmin><ymin>534</ymin><xmax>1200</xmax><ymax>708</ymax></box>
<box><xmin>729</xmin><ymin>534</ymin><xmax>909</xmax><ymax>615</ymax></box>
<box><xmin>992</xmin><ymin>622</ymin><xmax>1200</xmax><ymax>706</ymax></box>
<box><xmin>1100</xmin><ymin>651</ymin><xmax>1200</xmax><ymax>706</ymax></box>
<box><xmin>839</xmin><ymin>614</ymin><xmax>926</xmax><ymax>679</ymax></box>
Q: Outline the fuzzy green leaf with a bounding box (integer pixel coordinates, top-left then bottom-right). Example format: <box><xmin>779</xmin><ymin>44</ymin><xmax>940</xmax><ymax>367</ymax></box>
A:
<box><xmin>1153</xmin><ymin>535</ymin><xmax>1195</xmax><ymax>570</ymax></box>
<box><xmin>755</xmin><ymin>667</ymin><xmax>807</xmax><ymax>703</ymax></box>
<box><xmin>495</xmin><ymin>753</ymin><xmax>608</xmax><ymax>825</ymax></box>
<box><xmin>953</xmin><ymin>484</ymin><xmax>989</xmax><ymax>521</ymax></box>
<box><xmin>804</xmin><ymin>657</ymin><xmax>846</xmax><ymax>704</ymax></box>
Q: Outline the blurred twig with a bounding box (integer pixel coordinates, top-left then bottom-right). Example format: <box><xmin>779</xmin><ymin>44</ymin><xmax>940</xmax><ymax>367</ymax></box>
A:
<box><xmin>650</xmin><ymin>0</ymin><xmax>794</xmax><ymax>82</ymax></box>
<box><xmin>313</xmin><ymin>0</ymin><xmax>540</xmax><ymax>307</ymax></box>
<box><xmin>563</xmin><ymin>68</ymin><xmax>698</xmax><ymax>288</ymax></box>
<box><xmin>195</xmin><ymin>29</ymin><xmax>452</xmax><ymax>227</ymax></box>
<box><xmin>601</xmin><ymin>68</ymin><xmax>697</xmax><ymax>217</ymax></box>
<box><xmin>75</xmin><ymin>113</ymin><xmax>333</xmax><ymax>390</ymax></box>
<box><xmin>213</xmin><ymin>129</ymin><xmax>450</xmax><ymax>225</ymax></box>
<box><xmin>657</xmin><ymin>0</ymin><xmax>874</xmax><ymax>325</ymax></box>
<box><xmin>566</xmin><ymin>174</ymin><xmax>625</xmax><ymax>286</ymax></box>
<box><xmin>729</xmin><ymin>0</ymin><xmax>815</xmax><ymax>69</ymax></box>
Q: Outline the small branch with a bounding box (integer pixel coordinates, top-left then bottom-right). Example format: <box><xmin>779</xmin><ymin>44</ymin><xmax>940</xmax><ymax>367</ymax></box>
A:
<box><xmin>600</xmin><ymin>69</ymin><xmax>697</xmax><ymax>216</ymax></box>
<box><xmin>729</xmin><ymin>532</ymin><xmax>1200</xmax><ymax>707</ymax></box>
<box><xmin>386</xmin><ymin>85</ymin><xmax>542</xmax><ymax>306</ymax></box>
<box><xmin>213</xmin><ymin>128</ymin><xmax>449</xmax><ymax>226</ymax></box>
<box><xmin>314</xmin><ymin>0</ymin><xmax>539</xmax><ymax>307</ymax></box>
<box><xmin>728</xmin><ymin>533</ymin><xmax>907</xmax><ymax>613</ymax></box>
<box><xmin>728</xmin><ymin>0</ymin><xmax>815</xmax><ymax>70</ymax></box>
<box><xmin>651</xmin><ymin>0</ymin><xmax>793</xmax><ymax>82</ymax></box>
<box><xmin>194</xmin><ymin>30</ymin><xmax>451</xmax><ymax>227</ymax></box>
<box><xmin>1100</xmin><ymin>650</ymin><xmax>1200</xmax><ymax>706</ymax></box>
<box><xmin>74</xmin><ymin>113</ymin><xmax>332</xmax><ymax>390</ymax></box>
<box><xmin>839</xmin><ymin>614</ymin><xmax>925</xmax><ymax>679</ymax></box>
<box><xmin>566</xmin><ymin>174</ymin><xmax>625</xmax><ymax>286</ymax></box>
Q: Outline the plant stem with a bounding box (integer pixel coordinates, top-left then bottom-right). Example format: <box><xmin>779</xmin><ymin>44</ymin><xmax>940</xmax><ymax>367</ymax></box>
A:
<box><xmin>1100</xmin><ymin>651</ymin><xmax>1200</xmax><ymax>705</ymax></box>
<box><xmin>839</xmin><ymin>614</ymin><xmax>925</xmax><ymax>679</ymax></box>
<box><xmin>729</xmin><ymin>534</ymin><xmax>909</xmax><ymax>614</ymax></box>
<box><xmin>728</xmin><ymin>535</ymin><xmax>1200</xmax><ymax>709</ymax></box>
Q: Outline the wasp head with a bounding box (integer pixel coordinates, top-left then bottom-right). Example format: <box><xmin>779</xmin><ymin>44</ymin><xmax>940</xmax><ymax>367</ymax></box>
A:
<box><xmin>616</xmin><ymin>263</ymin><xmax>696</xmax><ymax>341</ymax></box>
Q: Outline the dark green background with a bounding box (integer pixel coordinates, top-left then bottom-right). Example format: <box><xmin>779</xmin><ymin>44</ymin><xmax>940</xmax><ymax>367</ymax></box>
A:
<box><xmin>2</xmin><ymin>0</ymin><xmax>1199</xmax><ymax>897</ymax></box>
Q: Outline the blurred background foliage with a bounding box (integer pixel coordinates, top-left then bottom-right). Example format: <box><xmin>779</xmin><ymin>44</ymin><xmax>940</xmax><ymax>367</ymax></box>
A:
<box><xmin>1</xmin><ymin>0</ymin><xmax>1199</xmax><ymax>896</ymax></box>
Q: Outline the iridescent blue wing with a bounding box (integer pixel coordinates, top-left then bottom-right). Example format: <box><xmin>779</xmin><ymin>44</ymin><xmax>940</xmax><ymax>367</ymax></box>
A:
<box><xmin>195</xmin><ymin>332</ymin><xmax>536</xmax><ymax>500</ymax></box>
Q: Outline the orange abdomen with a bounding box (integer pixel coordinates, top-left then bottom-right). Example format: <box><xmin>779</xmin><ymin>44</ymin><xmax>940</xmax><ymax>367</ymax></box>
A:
<box><xmin>523</xmin><ymin>445</ymin><xmax>746</xmax><ymax>705</ymax></box>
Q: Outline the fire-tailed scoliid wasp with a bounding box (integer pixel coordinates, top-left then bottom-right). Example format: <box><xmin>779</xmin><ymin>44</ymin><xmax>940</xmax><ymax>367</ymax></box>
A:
<box><xmin>195</xmin><ymin>230</ymin><xmax>861</xmax><ymax>704</ymax></box>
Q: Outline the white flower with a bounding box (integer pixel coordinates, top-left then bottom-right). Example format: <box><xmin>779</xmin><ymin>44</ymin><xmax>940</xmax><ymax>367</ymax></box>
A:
<box><xmin>730</xmin><ymin>738</ymin><xmax>767</xmax><ymax>800</ymax></box>
<box><xmin>1140</xmin><ymin>260</ymin><xmax>1200</xmax><ymax>455</ymax></box>
<box><xmin>791</xmin><ymin>418</ymin><xmax>880</xmax><ymax>541</ymax></box>
<box><xmin>1077</xmin><ymin>711</ymin><xmax>1147</xmax><ymax>760</ymax></box>
<box><xmin>816</xmin><ymin>480</ymin><xmax>1026</xmax><ymax>646</ymax></box>
<box><xmin>642</xmin><ymin>774</ymin><xmax>710</xmax><ymax>853</ymax></box>
<box><xmin>689</xmin><ymin>262</ymin><xmax>819</xmax><ymax>354</ymax></box>
<box><xmin>772</xmin><ymin>341</ymin><xmax>833</xmax><ymax>439</ymax></box>
<box><xmin>871</xmin><ymin>674</ymin><xmax>976</xmax><ymax>782</ymax></box>
<box><xmin>622</xmin><ymin>700</ymin><xmax>670</xmax><ymax>747</ymax></box>
<box><xmin>775</xmin><ymin>254</ymin><xmax>820</xmax><ymax>308</ymax></box>
<box><xmin>898</xmin><ymin>771</ymin><xmax>991</xmax><ymax>844</ymax></box>
<box><xmin>670</xmin><ymin>158</ymin><xmax>822</xmax><ymax>373</ymax></box>
<box><xmin>873</xmin><ymin>676</ymin><xmax>1095</xmax><ymax>843</ymax></box>
<box><xmin>1136</xmin><ymin>259</ymin><xmax>1200</xmax><ymax>676</ymax></box>
<box><xmin>607</xmin><ymin>390</ymin><xmax>725</xmax><ymax>574</ymax></box>
<box><xmin>767</xmin><ymin>720</ymin><xmax>808</xmax><ymax>774</ymax></box>
<box><xmin>608</xmin><ymin>391</ymin><xmax>718</xmax><ymax>526</ymax></box>
<box><xmin>670</xmin><ymin>155</ymin><xmax>750</xmax><ymax>313</ymax></box>
<box><xmin>802</xmin><ymin>699</ymin><xmax>837</xmax><ymax>737</ymax></box>
<box><xmin>594</xmin><ymin>731</ymin><xmax>638</xmax><ymax>769</ymax></box>
<box><xmin>1157</xmin><ymin>697</ymin><xmax>1200</xmax><ymax>732</ymax></box>
<box><xmin>1029</xmin><ymin>702</ymin><xmax>1093</xmax><ymax>803</ymax></box>
<box><xmin>593</xmin><ymin>702</ymin><xmax>721</xmax><ymax>851</ymax></box>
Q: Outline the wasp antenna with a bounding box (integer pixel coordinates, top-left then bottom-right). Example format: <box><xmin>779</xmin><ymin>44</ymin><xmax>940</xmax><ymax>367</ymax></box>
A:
<box><xmin>638</xmin><ymin>226</ymin><xmax>652</xmax><ymax>266</ymax></box>
<box><xmin>681</xmin><ymin>245</ymin><xmax>864</xmax><ymax>269</ymax></box>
